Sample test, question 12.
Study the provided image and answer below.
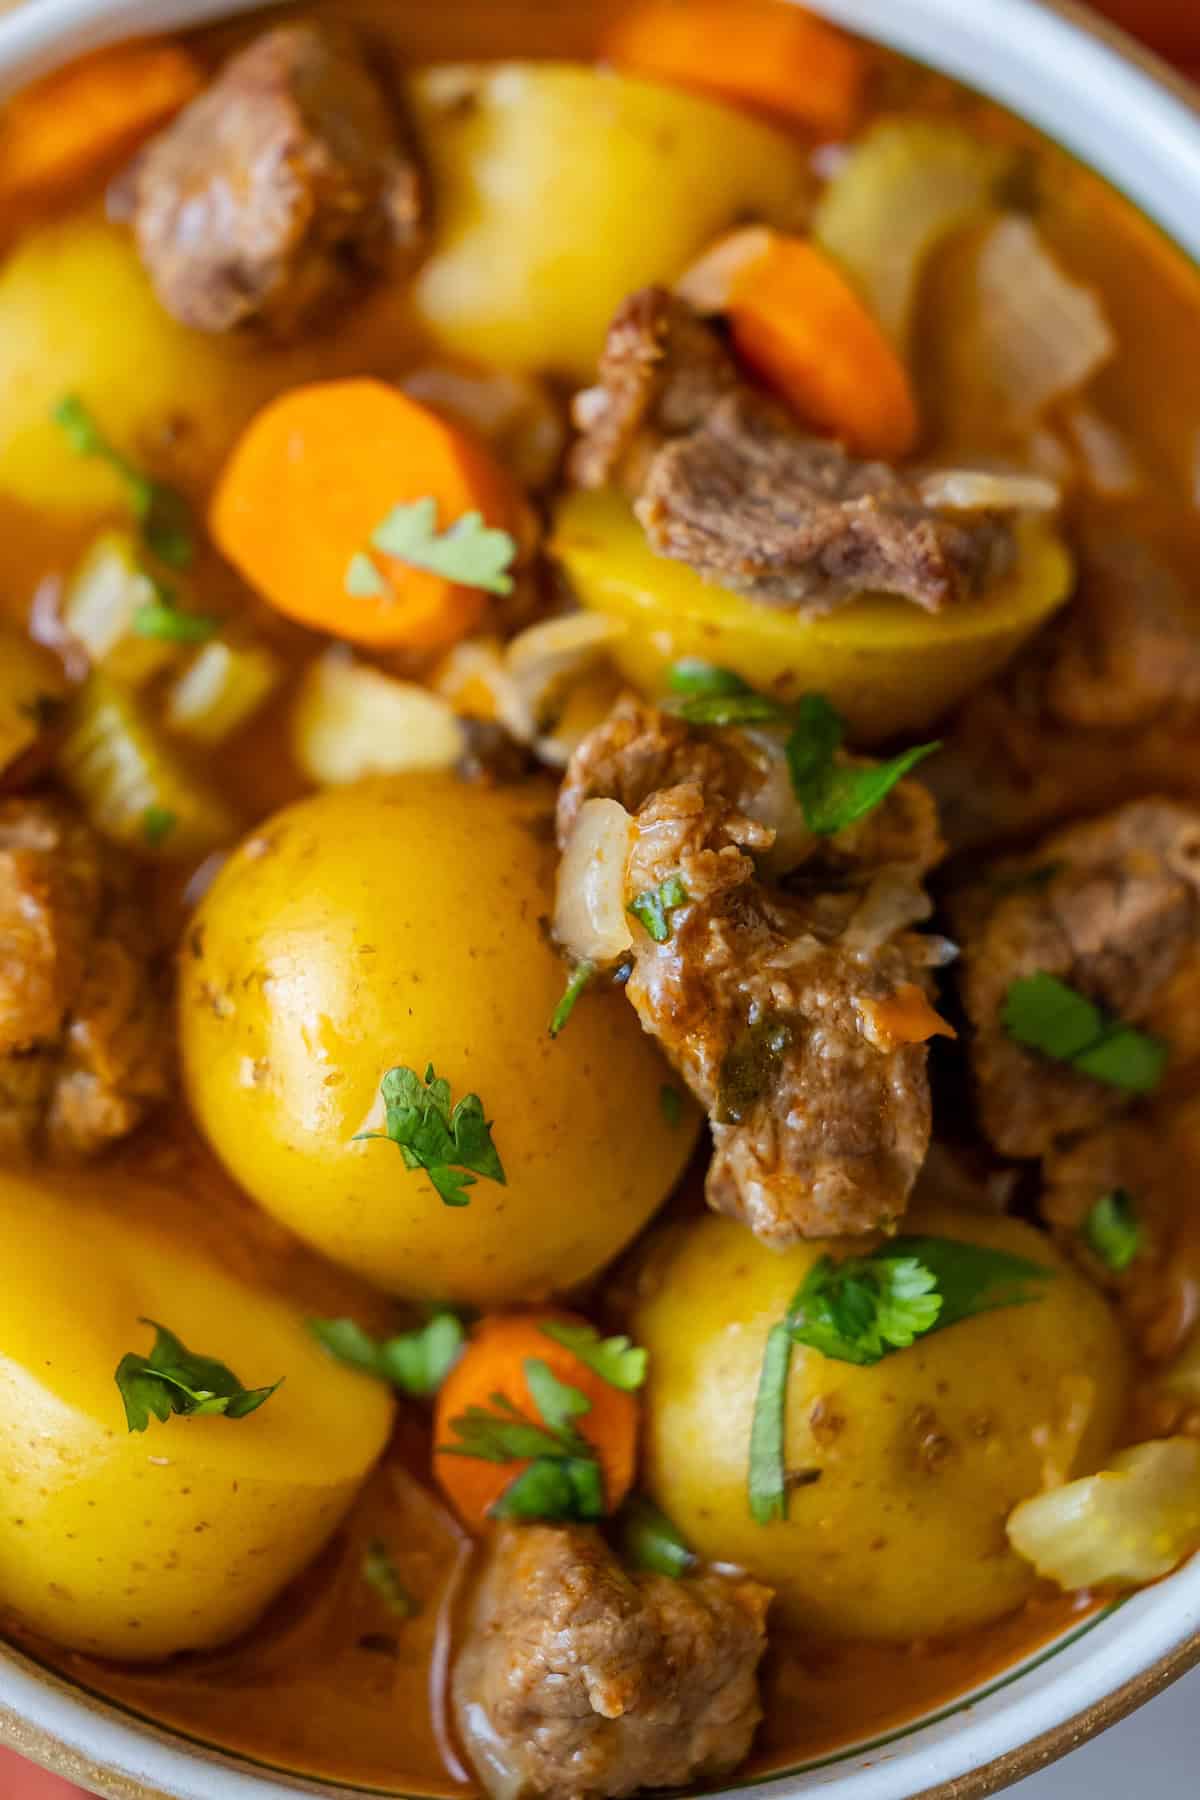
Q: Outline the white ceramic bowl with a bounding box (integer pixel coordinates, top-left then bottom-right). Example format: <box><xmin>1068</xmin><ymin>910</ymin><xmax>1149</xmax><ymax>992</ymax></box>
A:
<box><xmin>0</xmin><ymin>2</ymin><xmax>1198</xmax><ymax>1796</ymax></box>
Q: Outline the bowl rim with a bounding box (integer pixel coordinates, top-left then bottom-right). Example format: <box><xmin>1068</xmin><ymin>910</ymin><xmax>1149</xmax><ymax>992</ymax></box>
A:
<box><xmin>0</xmin><ymin>1</ymin><xmax>1198</xmax><ymax>1797</ymax></box>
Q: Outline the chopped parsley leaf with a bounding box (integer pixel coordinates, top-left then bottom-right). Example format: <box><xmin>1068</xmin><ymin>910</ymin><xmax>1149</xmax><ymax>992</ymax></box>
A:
<box><xmin>309</xmin><ymin>1311</ymin><xmax>465</xmax><ymax>1396</ymax></box>
<box><xmin>347</xmin><ymin>497</ymin><xmax>517</xmax><ymax>600</ymax></box>
<box><xmin>115</xmin><ymin>1319</ymin><xmax>280</xmax><ymax>1433</ymax></box>
<box><xmin>747</xmin><ymin>1322</ymin><xmax>794</xmax><ymax>1524</ymax></box>
<box><xmin>619</xmin><ymin>1495</ymin><xmax>695</xmax><ymax>1578</ymax></box>
<box><xmin>362</xmin><ymin>1540</ymin><xmax>418</xmax><ymax>1618</ymax></box>
<box><xmin>628</xmin><ymin>873</ymin><xmax>689</xmax><ymax>943</ymax></box>
<box><xmin>356</xmin><ymin>1064</ymin><xmax>505</xmax><ymax>1208</ymax></box>
<box><xmin>1002</xmin><ymin>973</ymin><xmax>1167</xmax><ymax>1094</ymax></box>
<box><xmin>666</xmin><ymin>660</ymin><xmax>754</xmax><ymax>700</ymax></box>
<box><xmin>540</xmin><ymin>1320</ymin><xmax>647</xmax><ymax>1391</ymax></box>
<box><xmin>142</xmin><ymin>806</ymin><xmax>177</xmax><ymax>848</ymax></box>
<box><xmin>785</xmin><ymin>694</ymin><xmax>939</xmax><ymax>837</ymax></box>
<box><xmin>440</xmin><ymin>1359</ymin><xmax>605</xmax><ymax>1524</ymax></box>
<box><xmin>787</xmin><ymin>1252</ymin><xmax>941</xmax><ymax>1367</ymax></box>
<box><xmin>132</xmin><ymin>599</ymin><xmax>219</xmax><ymax>644</ymax></box>
<box><xmin>550</xmin><ymin>960</ymin><xmax>595</xmax><ymax>1038</ymax></box>
<box><xmin>660</xmin><ymin>1084</ymin><xmax>683</xmax><ymax>1128</ymax></box>
<box><xmin>1082</xmin><ymin>1188</ymin><xmax>1142</xmax><ymax>1273</ymax></box>
<box><xmin>53</xmin><ymin>394</ymin><xmax>194</xmax><ymax>568</ymax></box>
<box><xmin>674</xmin><ymin>691</ymin><xmax>793</xmax><ymax>728</ymax></box>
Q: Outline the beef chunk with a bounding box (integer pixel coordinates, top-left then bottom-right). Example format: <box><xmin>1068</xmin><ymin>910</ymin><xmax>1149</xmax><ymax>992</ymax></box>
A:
<box><xmin>558</xmin><ymin>699</ymin><xmax>946</xmax><ymax>1242</ymax></box>
<box><xmin>926</xmin><ymin>519</ymin><xmax>1200</xmax><ymax>852</ymax></box>
<box><xmin>953</xmin><ymin>799</ymin><xmax>1200</xmax><ymax>1161</ymax></box>
<box><xmin>453</xmin><ymin>1523</ymin><xmax>770</xmax><ymax>1800</ymax></box>
<box><xmin>0</xmin><ymin>795</ymin><xmax>168</xmax><ymax>1160</ymax></box>
<box><xmin>119</xmin><ymin>24</ymin><xmax>422</xmax><ymax>338</ymax></box>
<box><xmin>571</xmin><ymin>287</ymin><xmax>1014</xmax><ymax>616</ymax></box>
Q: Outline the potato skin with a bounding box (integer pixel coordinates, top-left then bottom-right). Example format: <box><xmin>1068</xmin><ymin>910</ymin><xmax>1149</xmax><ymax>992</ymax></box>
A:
<box><xmin>407</xmin><ymin>63</ymin><xmax>807</xmax><ymax>380</ymax></box>
<box><xmin>180</xmin><ymin>776</ymin><xmax>699</xmax><ymax>1305</ymax></box>
<box><xmin>0</xmin><ymin>1166</ymin><xmax>393</xmax><ymax>1662</ymax></box>
<box><xmin>631</xmin><ymin>1207</ymin><xmax>1130</xmax><ymax>1640</ymax></box>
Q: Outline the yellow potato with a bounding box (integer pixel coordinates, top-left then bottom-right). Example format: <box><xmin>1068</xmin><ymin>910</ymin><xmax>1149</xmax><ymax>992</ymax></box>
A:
<box><xmin>407</xmin><ymin>63</ymin><xmax>807</xmax><ymax>380</ymax></box>
<box><xmin>631</xmin><ymin>1207</ymin><xmax>1129</xmax><ymax>1641</ymax></box>
<box><xmin>180</xmin><ymin>776</ymin><xmax>699</xmax><ymax>1305</ymax></box>
<box><xmin>0</xmin><ymin>1166</ymin><xmax>393</xmax><ymax>1662</ymax></box>
<box><xmin>0</xmin><ymin>209</ymin><xmax>426</xmax><ymax>516</ymax></box>
<box><xmin>553</xmin><ymin>490</ymin><xmax>1073</xmax><ymax>743</ymax></box>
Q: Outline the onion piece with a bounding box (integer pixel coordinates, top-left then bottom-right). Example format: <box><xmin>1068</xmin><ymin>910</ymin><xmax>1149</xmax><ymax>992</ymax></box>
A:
<box><xmin>506</xmin><ymin>612</ymin><xmax>627</xmax><ymax>728</ymax></box>
<box><xmin>554</xmin><ymin>797</ymin><xmax>635</xmax><ymax>967</ymax></box>
<box><xmin>813</xmin><ymin>119</ymin><xmax>1016</xmax><ymax>348</ymax></box>
<box><xmin>1007</xmin><ymin>1438</ymin><xmax>1200</xmax><ymax>1590</ymax></box>
<box><xmin>918</xmin><ymin>469</ymin><xmax>1062</xmax><ymax>514</ymax></box>
<box><xmin>675</xmin><ymin>225</ymin><xmax>773</xmax><ymax>314</ymax></box>
<box><xmin>1061</xmin><ymin>402</ymin><xmax>1143</xmax><ymax>498</ymax></box>
<box><xmin>164</xmin><ymin>640</ymin><xmax>283</xmax><ymax>744</ymax></box>
<box><xmin>60</xmin><ymin>529</ymin><xmax>182</xmax><ymax>688</ymax></box>
<box><xmin>292</xmin><ymin>652</ymin><xmax>466</xmax><ymax>786</ymax></box>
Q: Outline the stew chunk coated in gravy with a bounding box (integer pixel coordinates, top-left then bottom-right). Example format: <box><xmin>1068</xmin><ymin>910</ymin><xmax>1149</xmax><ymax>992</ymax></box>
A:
<box><xmin>0</xmin><ymin>2</ymin><xmax>1199</xmax><ymax>1795</ymax></box>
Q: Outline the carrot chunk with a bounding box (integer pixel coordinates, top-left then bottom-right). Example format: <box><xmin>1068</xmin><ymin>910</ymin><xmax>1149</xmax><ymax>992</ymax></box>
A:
<box><xmin>210</xmin><ymin>380</ymin><xmax>526</xmax><ymax>654</ymax></box>
<box><xmin>862</xmin><ymin>984</ymin><xmax>957</xmax><ymax>1048</ymax></box>
<box><xmin>433</xmin><ymin>1312</ymin><xmax>639</xmax><ymax>1532</ymax></box>
<box><xmin>604</xmin><ymin>0</ymin><xmax>865</xmax><ymax>138</ymax></box>
<box><xmin>681</xmin><ymin>227</ymin><xmax>919</xmax><ymax>459</ymax></box>
<box><xmin>0</xmin><ymin>40</ymin><xmax>202</xmax><ymax>208</ymax></box>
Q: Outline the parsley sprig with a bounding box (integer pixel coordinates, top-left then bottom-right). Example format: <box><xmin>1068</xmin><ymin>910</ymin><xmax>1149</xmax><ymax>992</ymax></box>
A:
<box><xmin>309</xmin><ymin>1311</ymin><xmax>465</xmax><ymax>1396</ymax></box>
<box><xmin>550</xmin><ymin>960</ymin><xmax>595</xmax><ymax>1038</ymax></box>
<box><xmin>619</xmin><ymin>1495</ymin><xmax>695</xmax><ymax>1578</ymax></box>
<box><xmin>357</xmin><ymin>1065</ymin><xmax>505</xmax><ymax>1208</ymax></box>
<box><xmin>666</xmin><ymin>663</ymin><xmax>938</xmax><ymax>838</ymax></box>
<box><xmin>440</xmin><ymin>1358</ymin><xmax>606</xmax><ymax>1523</ymax></box>
<box><xmin>1003</xmin><ymin>972</ymin><xmax>1167</xmax><ymax>1094</ymax></box>
<box><xmin>747</xmin><ymin>1237</ymin><xmax>1055</xmax><ymax>1523</ymax></box>
<box><xmin>347</xmin><ymin>497</ymin><xmax>517</xmax><ymax>600</ymax></box>
<box><xmin>115</xmin><ymin>1320</ymin><xmax>280</xmax><ymax>1433</ymax></box>
<box><xmin>1082</xmin><ymin>1189</ymin><xmax>1142</xmax><ymax>1273</ymax></box>
<box><xmin>628</xmin><ymin>874</ymin><xmax>689</xmax><ymax>943</ymax></box>
<box><xmin>540</xmin><ymin>1320</ymin><xmax>647</xmax><ymax>1391</ymax></box>
<box><xmin>53</xmin><ymin>395</ymin><xmax>194</xmax><ymax>569</ymax></box>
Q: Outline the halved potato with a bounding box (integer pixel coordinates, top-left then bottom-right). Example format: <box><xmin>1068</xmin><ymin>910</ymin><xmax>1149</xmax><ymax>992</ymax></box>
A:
<box><xmin>552</xmin><ymin>489</ymin><xmax>1073</xmax><ymax>742</ymax></box>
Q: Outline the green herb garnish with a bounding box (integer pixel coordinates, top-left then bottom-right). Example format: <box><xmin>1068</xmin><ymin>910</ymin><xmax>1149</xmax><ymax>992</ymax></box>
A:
<box><xmin>346</xmin><ymin>497</ymin><xmax>517</xmax><ymax>600</ymax></box>
<box><xmin>666</xmin><ymin>660</ymin><xmax>755</xmax><ymax>700</ymax></box>
<box><xmin>628</xmin><ymin>874</ymin><xmax>689</xmax><ymax>943</ymax></box>
<box><xmin>1082</xmin><ymin>1189</ymin><xmax>1142</xmax><ymax>1273</ymax></box>
<box><xmin>674</xmin><ymin>691</ymin><xmax>794</xmax><ymax>728</ymax></box>
<box><xmin>785</xmin><ymin>694</ymin><xmax>939</xmax><ymax>837</ymax></box>
<box><xmin>362</xmin><ymin>1540</ymin><xmax>418</xmax><ymax>1618</ymax></box>
<box><xmin>356</xmin><ymin>1064</ymin><xmax>505</xmax><ymax>1208</ymax></box>
<box><xmin>619</xmin><ymin>1495</ymin><xmax>695</xmax><ymax>1578</ymax></box>
<box><xmin>309</xmin><ymin>1311</ymin><xmax>465</xmax><ymax>1396</ymax></box>
<box><xmin>747</xmin><ymin>1236</ymin><xmax>1055</xmax><ymax>1522</ymax></box>
<box><xmin>53</xmin><ymin>395</ymin><xmax>194</xmax><ymax>568</ymax></box>
<box><xmin>1002</xmin><ymin>973</ymin><xmax>1167</xmax><ymax>1094</ymax></box>
<box><xmin>132</xmin><ymin>600</ymin><xmax>219</xmax><ymax>644</ymax></box>
<box><xmin>660</xmin><ymin>1084</ymin><xmax>683</xmax><ymax>1128</ymax></box>
<box><xmin>115</xmin><ymin>1319</ymin><xmax>280</xmax><ymax>1433</ymax></box>
<box><xmin>440</xmin><ymin>1359</ymin><xmax>605</xmax><ymax>1524</ymax></box>
<box><xmin>142</xmin><ymin>805</ymin><xmax>177</xmax><ymax>848</ymax></box>
<box><xmin>540</xmin><ymin>1320</ymin><xmax>647</xmax><ymax>1391</ymax></box>
<box><xmin>550</xmin><ymin>960</ymin><xmax>595</xmax><ymax>1038</ymax></box>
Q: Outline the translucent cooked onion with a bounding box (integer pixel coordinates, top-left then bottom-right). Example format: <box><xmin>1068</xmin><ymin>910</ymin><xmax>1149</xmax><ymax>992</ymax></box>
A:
<box><xmin>553</xmin><ymin>797</ymin><xmax>635</xmax><ymax>967</ymax></box>
<box><xmin>291</xmin><ymin>652</ymin><xmax>466</xmax><ymax>786</ymax></box>
<box><xmin>164</xmin><ymin>640</ymin><xmax>283</xmax><ymax>744</ymax></box>
<box><xmin>918</xmin><ymin>469</ymin><xmax>1062</xmax><ymax>514</ymax></box>
<box><xmin>1007</xmin><ymin>1438</ymin><xmax>1200</xmax><ymax>1590</ymax></box>
<box><xmin>959</xmin><ymin>215</ymin><xmax>1115</xmax><ymax>428</ymax></box>
<box><xmin>844</xmin><ymin>870</ymin><xmax>934</xmax><ymax>952</ymax></box>
<box><xmin>675</xmin><ymin>225</ymin><xmax>773</xmax><ymax>313</ymax></box>
<box><xmin>1062</xmin><ymin>403</ymin><xmax>1144</xmax><ymax>498</ymax></box>
<box><xmin>432</xmin><ymin>637</ymin><xmax>535</xmax><ymax>743</ymax></box>
<box><xmin>507</xmin><ymin>612</ymin><xmax>627</xmax><ymax>730</ymax></box>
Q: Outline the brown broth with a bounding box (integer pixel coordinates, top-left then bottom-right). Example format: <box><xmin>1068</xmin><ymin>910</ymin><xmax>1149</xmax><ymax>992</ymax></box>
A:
<box><xmin>3</xmin><ymin>0</ymin><xmax>1200</xmax><ymax>1790</ymax></box>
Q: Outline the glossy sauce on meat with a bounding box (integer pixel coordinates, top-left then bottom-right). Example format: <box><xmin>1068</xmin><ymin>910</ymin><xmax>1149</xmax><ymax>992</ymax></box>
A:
<box><xmin>2</xmin><ymin>0</ymin><xmax>1200</xmax><ymax>1793</ymax></box>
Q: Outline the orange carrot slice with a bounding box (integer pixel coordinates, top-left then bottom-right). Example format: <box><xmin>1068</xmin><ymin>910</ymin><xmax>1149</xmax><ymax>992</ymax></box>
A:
<box><xmin>0</xmin><ymin>40</ymin><xmax>202</xmax><ymax>208</ymax></box>
<box><xmin>604</xmin><ymin>0</ymin><xmax>865</xmax><ymax>138</ymax></box>
<box><xmin>433</xmin><ymin>1312</ymin><xmax>639</xmax><ymax>1532</ymax></box>
<box><xmin>210</xmin><ymin>380</ymin><xmax>526</xmax><ymax>654</ymax></box>
<box><xmin>680</xmin><ymin>226</ymin><xmax>919</xmax><ymax>458</ymax></box>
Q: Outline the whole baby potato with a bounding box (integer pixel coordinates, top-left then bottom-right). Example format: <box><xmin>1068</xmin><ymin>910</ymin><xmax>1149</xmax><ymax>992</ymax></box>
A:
<box><xmin>632</xmin><ymin>1207</ymin><xmax>1129</xmax><ymax>1640</ymax></box>
<box><xmin>407</xmin><ymin>63</ymin><xmax>807</xmax><ymax>380</ymax></box>
<box><xmin>180</xmin><ymin>776</ymin><xmax>699</xmax><ymax>1305</ymax></box>
<box><xmin>0</xmin><ymin>1167</ymin><xmax>392</xmax><ymax>1662</ymax></box>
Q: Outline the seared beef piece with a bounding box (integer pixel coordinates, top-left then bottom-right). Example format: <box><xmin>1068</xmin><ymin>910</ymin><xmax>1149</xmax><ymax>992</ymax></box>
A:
<box><xmin>1041</xmin><ymin>1097</ymin><xmax>1200</xmax><ymax>1369</ymax></box>
<box><xmin>0</xmin><ymin>795</ymin><xmax>168</xmax><ymax>1159</ymax></box>
<box><xmin>952</xmin><ymin>799</ymin><xmax>1200</xmax><ymax>1162</ymax></box>
<box><xmin>638</xmin><ymin>391</ymin><xmax>1013</xmax><ymax>615</ymax></box>
<box><xmin>927</xmin><ymin>522</ymin><xmax>1200</xmax><ymax>851</ymax></box>
<box><xmin>452</xmin><ymin>1523</ymin><xmax>770</xmax><ymax>1800</ymax></box>
<box><xmin>571</xmin><ymin>287</ymin><xmax>1014</xmax><ymax>616</ymax></box>
<box><xmin>118</xmin><ymin>23</ymin><xmax>423</xmax><ymax>338</ymax></box>
<box><xmin>558</xmin><ymin>699</ymin><xmax>946</xmax><ymax>1242</ymax></box>
<box><xmin>570</xmin><ymin>287</ymin><xmax>741</xmax><ymax>492</ymax></box>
